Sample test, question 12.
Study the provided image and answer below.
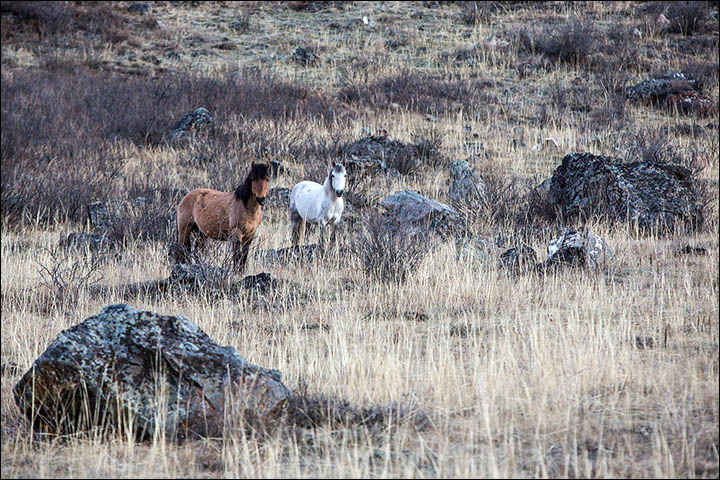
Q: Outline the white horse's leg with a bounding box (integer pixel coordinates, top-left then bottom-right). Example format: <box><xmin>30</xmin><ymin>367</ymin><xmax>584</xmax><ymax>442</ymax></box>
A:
<box><xmin>290</xmin><ymin>209</ymin><xmax>305</xmax><ymax>246</ymax></box>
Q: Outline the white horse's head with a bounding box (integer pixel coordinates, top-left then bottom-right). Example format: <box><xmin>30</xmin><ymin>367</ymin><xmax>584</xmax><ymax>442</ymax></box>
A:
<box><xmin>329</xmin><ymin>164</ymin><xmax>346</xmax><ymax>198</ymax></box>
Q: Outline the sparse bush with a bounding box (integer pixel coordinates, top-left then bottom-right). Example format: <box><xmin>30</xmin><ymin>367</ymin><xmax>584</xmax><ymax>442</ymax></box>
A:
<box><xmin>653</xmin><ymin>1</ymin><xmax>714</xmax><ymax>35</ymax></box>
<box><xmin>355</xmin><ymin>212</ymin><xmax>434</xmax><ymax>284</ymax></box>
<box><xmin>338</xmin><ymin>70</ymin><xmax>495</xmax><ymax>116</ymax></box>
<box><xmin>516</xmin><ymin>21</ymin><xmax>596</xmax><ymax>66</ymax></box>
<box><xmin>0</xmin><ymin>1</ymin><xmax>130</xmax><ymax>44</ymax></box>
<box><xmin>35</xmin><ymin>246</ymin><xmax>103</xmax><ymax>311</ymax></box>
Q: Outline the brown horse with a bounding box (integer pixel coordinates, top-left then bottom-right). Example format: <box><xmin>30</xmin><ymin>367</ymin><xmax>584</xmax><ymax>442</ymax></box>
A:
<box><xmin>175</xmin><ymin>162</ymin><xmax>270</xmax><ymax>272</ymax></box>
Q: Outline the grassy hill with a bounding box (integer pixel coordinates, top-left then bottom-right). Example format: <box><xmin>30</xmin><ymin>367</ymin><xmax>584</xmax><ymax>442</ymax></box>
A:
<box><xmin>1</xmin><ymin>1</ymin><xmax>718</xmax><ymax>477</ymax></box>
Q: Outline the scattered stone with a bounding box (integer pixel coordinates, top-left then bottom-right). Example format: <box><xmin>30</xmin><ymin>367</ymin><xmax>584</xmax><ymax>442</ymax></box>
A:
<box><xmin>170</xmin><ymin>262</ymin><xmax>230</xmax><ymax>286</ymax></box>
<box><xmin>627</xmin><ymin>72</ymin><xmax>717</xmax><ymax>116</ymax></box>
<box><xmin>676</xmin><ymin>244</ymin><xmax>708</xmax><ymax>256</ymax></box>
<box><xmin>127</xmin><ymin>2</ymin><xmax>151</xmax><ymax>14</ymax></box>
<box><xmin>167</xmin><ymin>107</ymin><xmax>214</xmax><ymax>142</ymax></box>
<box><xmin>381</xmin><ymin>190</ymin><xmax>463</xmax><ymax>238</ymax></box>
<box><xmin>13</xmin><ymin>304</ymin><xmax>290</xmax><ymax>439</ymax></box>
<box><xmin>242</xmin><ymin>272</ymin><xmax>274</xmax><ymax>293</ymax></box>
<box><xmin>635</xmin><ymin>336</ymin><xmax>656</xmax><ymax>349</ymax></box>
<box><xmin>547</xmin><ymin>152</ymin><xmax>703</xmax><ymax>232</ymax></box>
<box><xmin>542</xmin><ymin>226</ymin><xmax>612</xmax><ymax>270</ymax></box>
<box><xmin>88</xmin><ymin>201</ymin><xmax>111</xmax><ymax>230</ymax></box>
<box><xmin>292</xmin><ymin>47</ymin><xmax>319</xmax><ymax>66</ymax></box>
<box><xmin>499</xmin><ymin>245</ymin><xmax>537</xmax><ymax>272</ymax></box>
<box><xmin>448</xmin><ymin>160</ymin><xmax>486</xmax><ymax>210</ymax></box>
<box><xmin>342</xmin><ymin>135</ymin><xmax>434</xmax><ymax>177</ymax></box>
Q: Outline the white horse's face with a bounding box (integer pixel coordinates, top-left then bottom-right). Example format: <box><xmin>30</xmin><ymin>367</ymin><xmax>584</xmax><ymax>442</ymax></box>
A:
<box><xmin>330</xmin><ymin>164</ymin><xmax>346</xmax><ymax>198</ymax></box>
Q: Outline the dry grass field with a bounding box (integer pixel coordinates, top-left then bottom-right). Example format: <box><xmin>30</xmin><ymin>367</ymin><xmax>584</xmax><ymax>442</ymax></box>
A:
<box><xmin>1</xmin><ymin>1</ymin><xmax>718</xmax><ymax>477</ymax></box>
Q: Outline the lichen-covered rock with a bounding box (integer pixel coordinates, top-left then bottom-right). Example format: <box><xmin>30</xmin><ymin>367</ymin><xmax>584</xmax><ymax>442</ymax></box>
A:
<box><xmin>381</xmin><ymin>190</ymin><xmax>463</xmax><ymax>238</ymax></box>
<box><xmin>13</xmin><ymin>304</ymin><xmax>290</xmax><ymax>440</ymax></box>
<box><xmin>167</xmin><ymin>107</ymin><xmax>214</xmax><ymax>142</ymax></box>
<box><xmin>626</xmin><ymin>73</ymin><xmax>694</xmax><ymax>103</ymax></box>
<box><xmin>542</xmin><ymin>227</ymin><xmax>612</xmax><ymax>270</ymax></box>
<box><xmin>448</xmin><ymin>160</ymin><xmax>486</xmax><ymax>209</ymax></box>
<box><xmin>547</xmin><ymin>153</ymin><xmax>702</xmax><ymax>232</ymax></box>
<box><xmin>626</xmin><ymin>72</ymin><xmax>717</xmax><ymax>116</ymax></box>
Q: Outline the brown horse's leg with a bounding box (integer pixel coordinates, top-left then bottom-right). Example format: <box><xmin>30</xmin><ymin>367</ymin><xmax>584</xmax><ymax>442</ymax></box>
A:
<box><xmin>232</xmin><ymin>234</ymin><xmax>254</xmax><ymax>273</ymax></box>
<box><xmin>176</xmin><ymin>202</ymin><xmax>195</xmax><ymax>264</ymax></box>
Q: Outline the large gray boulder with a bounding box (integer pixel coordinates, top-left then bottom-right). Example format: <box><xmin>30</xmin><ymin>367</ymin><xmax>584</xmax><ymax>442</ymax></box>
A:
<box><xmin>381</xmin><ymin>190</ymin><xmax>463</xmax><ymax>238</ymax></box>
<box><xmin>547</xmin><ymin>153</ymin><xmax>703</xmax><ymax>232</ymax></box>
<box><xmin>14</xmin><ymin>304</ymin><xmax>290</xmax><ymax>440</ymax></box>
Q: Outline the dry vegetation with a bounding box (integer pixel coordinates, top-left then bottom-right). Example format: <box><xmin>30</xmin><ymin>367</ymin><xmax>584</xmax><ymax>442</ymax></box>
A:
<box><xmin>1</xmin><ymin>1</ymin><xmax>718</xmax><ymax>477</ymax></box>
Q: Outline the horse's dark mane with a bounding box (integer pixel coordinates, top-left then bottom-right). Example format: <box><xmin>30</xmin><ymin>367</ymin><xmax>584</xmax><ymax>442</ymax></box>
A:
<box><xmin>235</xmin><ymin>163</ymin><xmax>269</xmax><ymax>205</ymax></box>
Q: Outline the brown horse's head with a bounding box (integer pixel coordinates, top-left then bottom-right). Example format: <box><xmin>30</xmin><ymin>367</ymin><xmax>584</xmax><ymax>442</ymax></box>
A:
<box><xmin>250</xmin><ymin>162</ymin><xmax>270</xmax><ymax>205</ymax></box>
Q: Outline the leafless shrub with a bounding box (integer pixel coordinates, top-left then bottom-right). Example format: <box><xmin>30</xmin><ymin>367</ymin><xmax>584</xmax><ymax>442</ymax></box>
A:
<box><xmin>515</xmin><ymin>20</ymin><xmax>596</xmax><ymax>66</ymax></box>
<box><xmin>338</xmin><ymin>70</ymin><xmax>495</xmax><ymax>116</ymax></box>
<box><xmin>0</xmin><ymin>1</ymin><xmax>130</xmax><ymax>44</ymax></box>
<box><xmin>354</xmin><ymin>212</ymin><xmax>434</xmax><ymax>284</ymax></box>
<box><xmin>647</xmin><ymin>1</ymin><xmax>714</xmax><ymax>35</ymax></box>
<box><xmin>35</xmin><ymin>246</ymin><xmax>104</xmax><ymax>311</ymax></box>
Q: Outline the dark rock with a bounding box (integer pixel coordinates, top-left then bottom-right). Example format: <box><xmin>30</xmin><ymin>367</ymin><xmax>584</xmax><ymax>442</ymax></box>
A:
<box><xmin>542</xmin><ymin>227</ymin><xmax>612</xmax><ymax>270</ymax></box>
<box><xmin>170</xmin><ymin>263</ymin><xmax>229</xmax><ymax>286</ymax></box>
<box><xmin>342</xmin><ymin>135</ymin><xmax>422</xmax><ymax>177</ymax></box>
<box><xmin>242</xmin><ymin>272</ymin><xmax>274</xmax><ymax>293</ymax></box>
<box><xmin>167</xmin><ymin>107</ymin><xmax>214</xmax><ymax>142</ymax></box>
<box><xmin>13</xmin><ymin>304</ymin><xmax>290</xmax><ymax>439</ymax></box>
<box><xmin>292</xmin><ymin>47</ymin><xmax>319</xmax><ymax>66</ymax></box>
<box><xmin>547</xmin><ymin>152</ymin><xmax>703</xmax><ymax>232</ymax></box>
<box><xmin>448</xmin><ymin>160</ymin><xmax>486</xmax><ymax>210</ymax></box>
<box><xmin>635</xmin><ymin>336</ymin><xmax>656</xmax><ymax>349</ymax></box>
<box><xmin>127</xmin><ymin>2</ymin><xmax>151</xmax><ymax>14</ymax></box>
<box><xmin>269</xmin><ymin>160</ymin><xmax>285</xmax><ymax>178</ymax></box>
<box><xmin>381</xmin><ymin>190</ymin><xmax>463</xmax><ymax>238</ymax></box>
<box><xmin>676</xmin><ymin>244</ymin><xmax>708</xmax><ymax>256</ymax></box>
<box><xmin>627</xmin><ymin>72</ymin><xmax>717</xmax><ymax>116</ymax></box>
<box><xmin>88</xmin><ymin>201</ymin><xmax>111</xmax><ymax>230</ymax></box>
<box><xmin>499</xmin><ymin>245</ymin><xmax>537</xmax><ymax>272</ymax></box>
<box><xmin>626</xmin><ymin>73</ymin><xmax>694</xmax><ymax>102</ymax></box>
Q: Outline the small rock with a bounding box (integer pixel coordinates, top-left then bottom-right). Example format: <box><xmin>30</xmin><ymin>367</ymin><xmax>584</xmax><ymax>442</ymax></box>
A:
<box><xmin>292</xmin><ymin>46</ymin><xmax>319</xmax><ymax>66</ymax></box>
<box><xmin>127</xmin><ymin>2</ymin><xmax>151</xmax><ymax>14</ymax></box>
<box><xmin>167</xmin><ymin>107</ymin><xmax>214</xmax><ymax>142</ymax></box>
<box><xmin>542</xmin><ymin>226</ymin><xmax>612</xmax><ymax>270</ymax></box>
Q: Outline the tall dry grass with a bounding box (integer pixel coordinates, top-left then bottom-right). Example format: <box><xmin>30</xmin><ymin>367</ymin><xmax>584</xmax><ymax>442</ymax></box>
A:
<box><xmin>2</xmin><ymin>1</ymin><xmax>718</xmax><ymax>478</ymax></box>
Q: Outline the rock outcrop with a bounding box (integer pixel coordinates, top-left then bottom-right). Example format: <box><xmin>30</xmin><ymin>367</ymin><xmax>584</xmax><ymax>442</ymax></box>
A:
<box><xmin>14</xmin><ymin>304</ymin><xmax>290</xmax><ymax>440</ymax></box>
<box><xmin>547</xmin><ymin>152</ymin><xmax>703</xmax><ymax>232</ymax></box>
<box><xmin>381</xmin><ymin>190</ymin><xmax>463</xmax><ymax>238</ymax></box>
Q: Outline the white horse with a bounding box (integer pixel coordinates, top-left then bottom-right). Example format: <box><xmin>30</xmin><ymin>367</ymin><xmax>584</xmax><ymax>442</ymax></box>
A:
<box><xmin>289</xmin><ymin>164</ymin><xmax>347</xmax><ymax>245</ymax></box>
